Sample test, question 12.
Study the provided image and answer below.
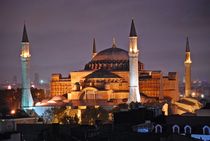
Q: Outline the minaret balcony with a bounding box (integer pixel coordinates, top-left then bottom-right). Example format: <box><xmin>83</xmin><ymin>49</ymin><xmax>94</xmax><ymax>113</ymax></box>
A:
<box><xmin>129</xmin><ymin>52</ymin><xmax>139</xmax><ymax>57</ymax></box>
<box><xmin>184</xmin><ymin>59</ymin><xmax>192</xmax><ymax>64</ymax></box>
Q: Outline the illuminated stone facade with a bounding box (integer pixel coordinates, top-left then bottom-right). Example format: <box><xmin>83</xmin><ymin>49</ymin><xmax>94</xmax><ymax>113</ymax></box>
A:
<box><xmin>51</xmin><ymin>74</ymin><xmax>71</xmax><ymax>97</ymax></box>
<box><xmin>50</xmin><ymin>20</ymin><xmax>179</xmax><ymax>104</ymax></box>
<box><xmin>140</xmin><ymin>71</ymin><xmax>179</xmax><ymax>102</ymax></box>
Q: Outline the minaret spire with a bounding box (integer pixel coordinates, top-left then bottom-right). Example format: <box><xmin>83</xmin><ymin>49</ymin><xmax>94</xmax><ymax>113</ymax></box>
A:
<box><xmin>185</xmin><ymin>36</ymin><xmax>192</xmax><ymax>63</ymax></box>
<box><xmin>128</xmin><ymin>19</ymin><xmax>141</xmax><ymax>103</ymax></box>
<box><xmin>130</xmin><ymin>19</ymin><xmax>137</xmax><ymax>37</ymax></box>
<box><xmin>112</xmin><ymin>37</ymin><xmax>117</xmax><ymax>48</ymax></box>
<box><xmin>186</xmin><ymin>36</ymin><xmax>190</xmax><ymax>52</ymax></box>
<box><xmin>184</xmin><ymin>36</ymin><xmax>192</xmax><ymax>97</ymax></box>
<box><xmin>92</xmin><ymin>38</ymin><xmax>97</xmax><ymax>59</ymax></box>
<box><xmin>22</xmin><ymin>24</ymin><xmax>29</xmax><ymax>42</ymax></box>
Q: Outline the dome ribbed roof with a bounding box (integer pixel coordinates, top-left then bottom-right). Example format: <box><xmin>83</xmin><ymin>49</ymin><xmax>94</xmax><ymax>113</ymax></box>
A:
<box><xmin>92</xmin><ymin>48</ymin><xmax>128</xmax><ymax>61</ymax></box>
<box><xmin>84</xmin><ymin>47</ymin><xmax>144</xmax><ymax>71</ymax></box>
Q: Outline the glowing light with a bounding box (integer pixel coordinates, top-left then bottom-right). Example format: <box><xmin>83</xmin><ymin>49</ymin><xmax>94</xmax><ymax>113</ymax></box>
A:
<box><xmin>10</xmin><ymin>110</ymin><xmax>15</xmax><ymax>115</ymax></box>
<box><xmin>21</xmin><ymin>52</ymin><xmax>31</xmax><ymax>58</ymax></box>
<box><xmin>137</xmin><ymin>128</ymin><xmax>149</xmax><ymax>133</ymax></box>
<box><xmin>48</xmin><ymin>100</ymin><xmax>56</xmax><ymax>104</ymax></box>
<box><xmin>201</xmin><ymin>94</ymin><xmax>205</xmax><ymax>99</ymax></box>
<box><xmin>40</xmin><ymin>80</ymin><xmax>44</xmax><ymax>84</ymax></box>
<box><xmin>162</xmin><ymin>103</ymin><xmax>168</xmax><ymax>116</ymax></box>
<box><xmin>95</xmin><ymin>105</ymin><xmax>99</xmax><ymax>108</ymax></box>
<box><xmin>7</xmin><ymin>85</ymin><xmax>12</xmax><ymax>90</ymax></box>
<box><xmin>149</xmin><ymin>71</ymin><xmax>152</xmax><ymax>76</ymax></box>
<box><xmin>133</xmin><ymin>47</ymin><xmax>138</xmax><ymax>53</ymax></box>
<box><xmin>78</xmin><ymin>106</ymin><xmax>86</xmax><ymax>109</ymax></box>
<box><xmin>77</xmin><ymin>110</ymin><xmax>81</xmax><ymax>124</ymax></box>
<box><xmin>191</xmin><ymin>92</ymin><xmax>196</xmax><ymax>97</ymax></box>
<box><xmin>129</xmin><ymin>47</ymin><xmax>138</xmax><ymax>53</ymax></box>
<box><xmin>31</xmin><ymin>84</ymin><xmax>35</xmax><ymax>88</ymax></box>
<box><xmin>185</xmin><ymin>52</ymin><xmax>192</xmax><ymax>63</ymax></box>
<box><xmin>108</xmin><ymin>113</ymin><xmax>113</xmax><ymax>121</ymax></box>
<box><xmin>35</xmin><ymin>102</ymin><xmax>42</xmax><ymax>106</ymax></box>
<box><xmin>185</xmin><ymin>59</ymin><xmax>192</xmax><ymax>63</ymax></box>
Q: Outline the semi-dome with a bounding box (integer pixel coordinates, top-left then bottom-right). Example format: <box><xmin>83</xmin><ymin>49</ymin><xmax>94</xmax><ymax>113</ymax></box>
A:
<box><xmin>84</xmin><ymin>46</ymin><xmax>144</xmax><ymax>71</ymax></box>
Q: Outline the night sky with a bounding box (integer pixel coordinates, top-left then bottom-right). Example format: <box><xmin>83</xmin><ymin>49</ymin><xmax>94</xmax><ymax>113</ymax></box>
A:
<box><xmin>1</xmin><ymin>0</ymin><xmax>210</xmax><ymax>83</ymax></box>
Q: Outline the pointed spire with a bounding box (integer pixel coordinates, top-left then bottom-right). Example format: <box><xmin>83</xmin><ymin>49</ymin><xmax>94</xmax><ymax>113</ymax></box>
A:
<box><xmin>92</xmin><ymin>38</ymin><xmax>96</xmax><ymax>53</ymax></box>
<box><xmin>129</xmin><ymin>19</ymin><xmax>137</xmax><ymax>37</ymax></box>
<box><xmin>186</xmin><ymin>36</ymin><xmax>190</xmax><ymax>52</ymax></box>
<box><xmin>112</xmin><ymin>37</ymin><xmax>117</xmax><ymax>48</ymax></box>
<box><xmin>22</xmin><ymin>24</ymin><xmax>29</xmax><ymax>42</ymax></box>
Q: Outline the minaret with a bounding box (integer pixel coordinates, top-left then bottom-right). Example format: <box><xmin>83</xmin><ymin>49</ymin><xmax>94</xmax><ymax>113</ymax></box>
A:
<box><xmin>184</xmin><ymin>37</ymin><xmax>192</xmax><ymax>97</ymax></box>
<box><xmin>128</xmin><ymin>19</ymin><xmax>141</xmax><ymax>103</ymax></box>
<box><xmin>92</xmin><ymin>38</ymin><xmax>97</xmax><ymax>59</ymax></box>
<box><xmin>20</xmin><ymin>24</ymin><xmax>34</xmax><ymax>108</ymax></box>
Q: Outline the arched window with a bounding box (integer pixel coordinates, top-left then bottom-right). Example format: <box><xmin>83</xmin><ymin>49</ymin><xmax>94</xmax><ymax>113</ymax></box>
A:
<box><xmin>184</xmin><ymin>125</ymin><xmax>192</xmax><ymax>134</ymax></box>
<box><xmin>203</xmin><ymin>125</ymin><xmax>210</xmax><ymax>135</ymax></box>
<box><xmin>155</xmin><ymin>124</ymin><xmax>162</xmax><ymax>133</ymax></box>
<box><xmin>74</xmin><ymin>82</ymin><xmax>80</xmax><ymax>91</ymax></box>
<box><xmin>172</xmin><ymin>125</ymin><xmax>180</xmax><ymax>134</ymax></box>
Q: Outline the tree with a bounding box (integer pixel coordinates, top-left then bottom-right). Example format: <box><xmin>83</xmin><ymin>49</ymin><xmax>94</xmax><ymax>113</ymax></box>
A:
<box><xmin>42</xmin><ymin>108</ymin><xmax>54</xmax><ymax>124</ymax></box>
<box><xmin>82</xmin><ymin>106</ymin><xmax>109</xmax><ymax>125</ymax></box>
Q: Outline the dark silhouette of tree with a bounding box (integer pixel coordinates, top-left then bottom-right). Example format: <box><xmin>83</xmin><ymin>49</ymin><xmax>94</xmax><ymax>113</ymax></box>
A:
<box><xmin>81</xmin><ymin>106</ymin><xmax>109</xmax><ymax>125</ymax></box>
<box><xmin>59</xmin><ymin>113</ymin><xmax>79</xmax><ymax>124</ymax></box>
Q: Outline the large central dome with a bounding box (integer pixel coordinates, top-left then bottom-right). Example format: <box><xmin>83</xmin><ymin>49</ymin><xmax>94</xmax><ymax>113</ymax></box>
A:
<box><xmin>84</xmin><ymin>46</ymin><xmax>144</xmax><ymax>71</ymax></box>
<box><xmin>92</xmin><ymin>48</ymin><xmax>129</xmax><ymax>61</ymax></box>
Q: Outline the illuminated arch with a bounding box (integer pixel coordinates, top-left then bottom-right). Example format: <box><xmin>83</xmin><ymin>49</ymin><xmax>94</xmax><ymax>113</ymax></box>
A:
<box><xmin>79</xmin><ymin>87</ymin><xmax>98</xmax><ymax>100</ymax></box>
<box><xmin>155</xmin><ymin>124</ymin><xmax>162</xmax><ymax>133</ymax></box>
<box><xmin>184</xmin><ymin>125</ymin><xmax>192</xmax><ymax>134</ymax></box>
<box><xmin>172</xmin><ymin>125</ymin><xmax>180</xmax><ymax>134</ymax></box>
<box><xmin>203</xmin><ymin>125</ymin><xmax>210</xmax><ymax>135</ymax></box>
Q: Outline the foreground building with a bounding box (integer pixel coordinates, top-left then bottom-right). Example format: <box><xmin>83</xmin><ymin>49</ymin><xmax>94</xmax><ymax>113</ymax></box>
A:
<box><xmin>50</xmin><ymin>20</ymin><xmax>179</xmax><ymax>106</ymax></box>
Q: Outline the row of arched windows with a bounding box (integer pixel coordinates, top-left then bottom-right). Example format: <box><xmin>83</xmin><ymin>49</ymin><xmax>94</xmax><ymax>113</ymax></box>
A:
<box><xmin>85</xmin><ymin>62</ymin><xmax>129</xmax><ymax>71</ymax></box>
<box><xmin>155</xmin><ymin>124</ymin><xmax>210</xmax><ymax>135</ymax></box>
<box><xmin>84</xmin><ymin>61</ymin><xmax>144</xmax><ymax>71</ymax></box>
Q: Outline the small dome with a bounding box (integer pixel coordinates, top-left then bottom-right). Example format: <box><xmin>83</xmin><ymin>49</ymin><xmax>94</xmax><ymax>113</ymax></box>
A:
<box><xmin>51</xmin><ymin>95</ymin><xmax>66</xmax><ymax>101</ymax></box>
<box><xmin>41</xmin><ymin>99</ymin><xmax>48</xmax><ymax>103</ymax></box>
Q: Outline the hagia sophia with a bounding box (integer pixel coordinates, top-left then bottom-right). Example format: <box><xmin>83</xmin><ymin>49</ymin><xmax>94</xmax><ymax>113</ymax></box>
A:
<box><xmin>20</xmin><ymin>19</ymin><xmax>202</xmax><ymax>115</ymax></box>
<box><xmin>50</xmin><ymin>20</ymin><xmax>180</xmax><ymax>106</ymax></box>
